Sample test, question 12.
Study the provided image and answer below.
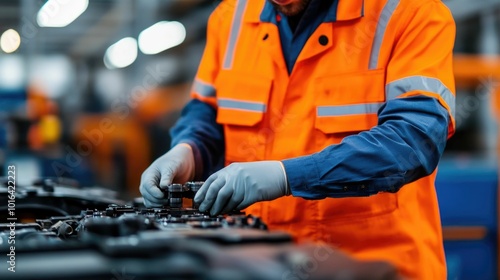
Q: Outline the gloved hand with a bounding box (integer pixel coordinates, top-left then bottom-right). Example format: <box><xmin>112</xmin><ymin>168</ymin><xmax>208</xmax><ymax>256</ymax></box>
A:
<box><xmin>194</xmin><ymin>161</ymin><xmax>290</xmax><ymax>216</ymax></box>
<box><xmin>139</xmin><ymin>143</ymin><xmax>195</xmax><ymax>207</ymax></box>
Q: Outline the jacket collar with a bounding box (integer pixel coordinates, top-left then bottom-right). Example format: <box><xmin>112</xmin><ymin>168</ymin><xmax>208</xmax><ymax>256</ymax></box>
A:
<box><xmin>244</xmin><ymin>0</ymin><xmax>364</xmax><ymax>23</ymax></box>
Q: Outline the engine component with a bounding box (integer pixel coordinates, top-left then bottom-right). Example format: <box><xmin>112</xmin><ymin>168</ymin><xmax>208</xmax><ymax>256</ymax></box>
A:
<box><xmin>167</xmin><ymin>183</ymin><xmax>184</xmax><ymax>208</ymax></box>
<box><xmin>0</xmin><ymin>178</ymin><xmax>401</xmax><ymax>280</ymax></box>
<box><xmin>185</xmin><ymin>181</ymin><xmax>203</xmax><ymax>208</ymax></box>
<box><xmin>0</xmin><ymin>177</ymin><xmax>126</xmax><ymax>220</ymax></box>
<box><xmin>160</xmin><ymin>181</ymin><xmax>204</xmax><ymax>209</ymax></box>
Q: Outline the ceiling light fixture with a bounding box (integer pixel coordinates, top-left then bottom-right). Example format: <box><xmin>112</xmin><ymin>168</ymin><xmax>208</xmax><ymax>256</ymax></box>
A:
<box><xmin>103</xmin><ymin>37</ymin><xmax>138</xmax><ymax>69</ymax></box>
<box><xmin>37</xmin><ymin>0</ymin><xmax>89</xmax><ymax>28</ymax></box>
<box><xmin>139</xmin><ymin>21</ymin><xmax>186</xmax><ymax>55</ymax></box>
<box><xmin>0</xmin><ymin>29</ymin><xmax>21</xmax><ymax>53</ymax></box>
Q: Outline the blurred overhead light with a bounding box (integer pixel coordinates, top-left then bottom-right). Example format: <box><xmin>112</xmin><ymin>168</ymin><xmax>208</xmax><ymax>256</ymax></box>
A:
<box><xmin>104</xmin><ymin>37</ymin><xmax>138</xmax><ymax>69</ymax></box>
<box><xmin>37</xmin><ymin>0</ymin><xmax>89</xmax><ymax>28</ymax></box>
<box><xmin>0</xmin><ymin>29</ymin><xmax>21</xmax><ymax>53</ymax></box>
<box><xmin>139</xmin><ymin>21</ymin><xmax>186</xmax><ymax>55</ymax></box>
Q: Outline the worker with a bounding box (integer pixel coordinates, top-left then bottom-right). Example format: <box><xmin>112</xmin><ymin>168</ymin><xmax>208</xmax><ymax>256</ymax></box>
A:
<box><xmin>140</xmin><ymin>0</ymin><xmax>455</xmax><ymax>278</ymax></box>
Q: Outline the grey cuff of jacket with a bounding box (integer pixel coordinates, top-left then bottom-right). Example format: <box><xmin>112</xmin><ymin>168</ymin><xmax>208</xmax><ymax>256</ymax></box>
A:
<box><xmin>278</xmin><ymin>161</ymin><xmax>291</xmax><ymax>196</ymax></box>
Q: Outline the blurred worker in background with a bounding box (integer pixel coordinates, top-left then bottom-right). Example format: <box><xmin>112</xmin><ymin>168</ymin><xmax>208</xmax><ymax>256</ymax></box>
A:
<box><xmin>140</xmin><ymin>0</ymin><xmax>456</xmax><ymax>278</ymax></box>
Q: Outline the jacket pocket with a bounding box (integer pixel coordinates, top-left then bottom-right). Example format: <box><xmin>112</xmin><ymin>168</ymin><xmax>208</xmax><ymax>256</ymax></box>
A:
<box><xmin>314</xmin><ymin>68</ymin><xmax>386</xmax><ymax>135</ymax></box>
<box><xmin>215</xmin><ymin>70</ymin><xmax>272</xmax><ymax>162</ymax></box>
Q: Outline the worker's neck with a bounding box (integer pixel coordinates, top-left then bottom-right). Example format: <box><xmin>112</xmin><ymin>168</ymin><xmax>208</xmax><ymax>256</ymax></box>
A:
<box><xmin>287</xmin><ymin>7</ymin><xmax>307</xmax><ymax>33</ymax></box>
<box><xmin>284</xmin><ymin>0</ymin><xmax>331</xmax><ymax>34</ymax></box>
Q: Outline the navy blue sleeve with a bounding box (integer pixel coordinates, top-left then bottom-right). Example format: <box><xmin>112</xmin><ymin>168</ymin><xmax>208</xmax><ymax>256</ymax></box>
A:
<box><xmin>282</xmin><ymin>96</ymin><xmax>450</xmax><ymax>199</ymax></box>
<box><xmin>170</xmin><ymin>99</ymin><xmax>225</xmax><ymax>180</ymax></box>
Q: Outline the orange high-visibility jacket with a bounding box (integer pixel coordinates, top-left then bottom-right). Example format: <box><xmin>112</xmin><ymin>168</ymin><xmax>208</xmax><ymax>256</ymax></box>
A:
<box><xmin>191</xmin><ymin>0</ymin><xmax>456</xmax><ymax>278</ymax></box>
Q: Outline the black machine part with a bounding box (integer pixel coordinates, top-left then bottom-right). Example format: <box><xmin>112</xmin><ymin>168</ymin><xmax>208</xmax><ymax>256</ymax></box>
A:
<box><xmin>0</xmin><ymin>178</ymin><xmax>401</xmax><ymax>280</ymax></box>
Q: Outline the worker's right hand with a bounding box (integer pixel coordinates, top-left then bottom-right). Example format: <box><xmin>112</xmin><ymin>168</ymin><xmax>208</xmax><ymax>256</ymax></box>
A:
<box><xmin>139</xmin><ymin>143</ymin><xmax>195</xmax><ymax>207</ymax></box>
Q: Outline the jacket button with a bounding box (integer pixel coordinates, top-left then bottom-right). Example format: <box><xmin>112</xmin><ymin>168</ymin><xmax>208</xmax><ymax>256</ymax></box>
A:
<box><xmin>263</xmin><ymin>33</ymin><xmax>269</xmax><ymax>41</ymax></box>
<box><xmin>343</xmin><ymin>186</ymin><xmax>349</xmax><ymax>191</ymax></box>
<box><xmin>319</xmin><ymin>35</ymin><xmax>328</xmax><ymax>46</ymax></box>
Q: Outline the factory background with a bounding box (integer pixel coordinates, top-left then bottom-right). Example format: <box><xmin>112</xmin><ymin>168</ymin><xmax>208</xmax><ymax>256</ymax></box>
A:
<box><xmin>0</xmin><ymin>0</ymin><xmax>499</xmax><ymax>279</ymax></box>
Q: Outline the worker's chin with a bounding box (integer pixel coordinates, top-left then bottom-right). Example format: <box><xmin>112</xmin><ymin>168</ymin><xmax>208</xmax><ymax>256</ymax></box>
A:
<box><xmin>269</xmin><ymin>0</ymin><xmax>310</xmax><ymax>16</ymax></box>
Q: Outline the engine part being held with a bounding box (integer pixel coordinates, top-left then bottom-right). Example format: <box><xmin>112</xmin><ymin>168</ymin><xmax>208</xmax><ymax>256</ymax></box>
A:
<box><xmin>159</xmin><ymin>181</ymin><xmax>204</xmax><ymax>209</ymax></box>
<box><xmin>0</xmin><ymin>178</ymin><xmax>401</xmax><ymax>280</ymax></box>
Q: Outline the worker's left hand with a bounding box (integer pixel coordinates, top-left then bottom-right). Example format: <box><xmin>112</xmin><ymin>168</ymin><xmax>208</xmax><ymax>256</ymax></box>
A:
<box><xmin>194</xmin><ymin>161</ymin><xmax>289</xmax><ymax>216</ymax></box>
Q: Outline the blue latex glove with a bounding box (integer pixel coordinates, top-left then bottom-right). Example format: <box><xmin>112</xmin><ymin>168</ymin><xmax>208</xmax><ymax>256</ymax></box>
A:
<box><xmin>194</xmin><ymin>161</ymin><xmax>290</xmax><ymax>216</ymax></box>
<box><xmin>139</xmin><ymin>144</ymin><xmax>195</xmax><ymax>207</ymax></box>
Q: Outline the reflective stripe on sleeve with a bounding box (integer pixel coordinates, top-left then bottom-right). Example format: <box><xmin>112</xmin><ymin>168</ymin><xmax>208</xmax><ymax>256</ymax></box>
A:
<box><xmin>386</xmin><ymin>76</ymin><xmax>455</xmax><ymax>117</ymax></box>
<box><xmin>193</xmin><ymin>79</ymin><xmax>216</xmax><ymax>97</ymax></box>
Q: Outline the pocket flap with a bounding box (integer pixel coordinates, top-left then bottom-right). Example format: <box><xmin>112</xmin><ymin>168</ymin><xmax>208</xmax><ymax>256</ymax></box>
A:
<box><xmin>314</xmin><ymin>69</ymin><xmax>385</xmax><ymax>134</ymax></box>
<box><xmin>215</xmin><ymin>71</ymin><xmax>272</xmax><ymax>126</ymax></box>
<box><xmin>316</xmin><ymin>113</ymin><xmax>379</xmax><ymax>134</ymax></box>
